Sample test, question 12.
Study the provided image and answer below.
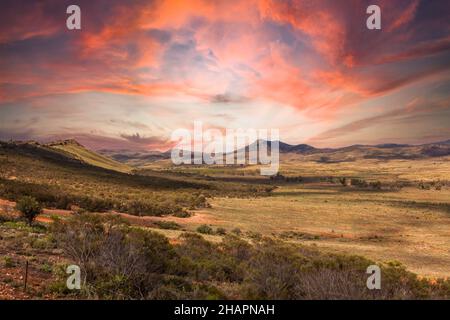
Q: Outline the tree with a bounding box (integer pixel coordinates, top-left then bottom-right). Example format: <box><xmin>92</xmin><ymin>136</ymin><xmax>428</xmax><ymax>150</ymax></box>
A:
<box><xmin>16</xmin><ymin>196</ymin><xmax>42</xmax><ymax>226</ymax></box>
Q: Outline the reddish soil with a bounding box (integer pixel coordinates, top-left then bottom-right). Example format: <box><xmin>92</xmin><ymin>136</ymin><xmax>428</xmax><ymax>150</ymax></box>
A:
<box><xmin>0</xmin><ymin>198</ymin><xmax>217</xmax><ymax>227</ymax></box>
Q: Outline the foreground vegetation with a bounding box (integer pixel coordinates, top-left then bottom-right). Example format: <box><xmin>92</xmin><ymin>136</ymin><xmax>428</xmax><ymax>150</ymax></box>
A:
<box><xmin>1</xmin><ymin>213</ymin><xmax>449</xmax><ymax>300</ymax></box>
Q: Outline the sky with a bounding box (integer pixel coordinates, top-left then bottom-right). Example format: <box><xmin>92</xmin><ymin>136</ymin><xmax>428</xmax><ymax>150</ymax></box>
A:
<box><xmin>0</xmin><ymin>0</ymin><xmax>449</xmax><ymax>151</ymax></box>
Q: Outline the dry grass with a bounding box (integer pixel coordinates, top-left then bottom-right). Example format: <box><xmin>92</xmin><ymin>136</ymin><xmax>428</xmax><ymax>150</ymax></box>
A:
<box><xmin>280</xmin><ymin>155</ymin><xmax>450</xmax><ymax>182</ymax></box>
<box><xmin>158</xmin><ymin>157</ymin><xmax>450</xmax><ymax>278</ymax></box>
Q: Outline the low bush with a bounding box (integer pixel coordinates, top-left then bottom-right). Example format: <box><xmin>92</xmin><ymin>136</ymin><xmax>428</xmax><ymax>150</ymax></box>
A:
<box><xmin>3</xmin><ymin>256</ymin><xmax>14</xmax><ymax>268</ymax></box>
<box><xmin>231</xmin><ymin>228</ymin><xmax>242</xmax><ymax>235</ymax></box>
<box><xmin>197</xmin><ymin>224</ymin><xmax>214</xmax><ymax>235</ymax></box>
<box><xmin>15</xmin><ymin>196</ymin><xmax>42</xmax><ymax>225</ymax></box>
<box><xmin>172</xmin><ymin>211</ymin><xmax>192</xmax><ymax>218</ymax></box>
<box><xmin>174</xmin><ymin>233</ymin><xmax>245</xmax><ymax>282</ymax></box>
<box><xmin>215</xmin><ymin>227</ymin><xmax>227</xmax><ymax>235</ymax></box>
<box><xmin>350</xmin><ymin>178</ymin><xmax>368</xmax><ymax>188</ymax></box>
<box><xmin>49</xmin><ymin>215</ymin><xmax>450</xmax><ymax>300</ymax></box>
<box><xmin>153</xmin><ymin>220</ymin><xmax>181</xmax><ymax>230</ymax></box>
<box><xmin>51</xmin><ymin>214</ymin><xmax>180</xmax><ymax>299</ymax></box>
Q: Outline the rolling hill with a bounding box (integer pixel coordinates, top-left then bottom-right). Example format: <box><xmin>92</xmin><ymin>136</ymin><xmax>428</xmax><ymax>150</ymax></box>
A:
<box><xmin>0</xmin><ymin>139</ymin><xmax>272</xmax><ymax>216</ymax></box>
<box><xmin>45</xmin><ymin>139</ymin><xmax>132</xmax><ymax>173</ymax></box>
<box><xmin>1</xmin><ymin>139</ymin><xmax>134</xmax><ymax>173</ymax></box>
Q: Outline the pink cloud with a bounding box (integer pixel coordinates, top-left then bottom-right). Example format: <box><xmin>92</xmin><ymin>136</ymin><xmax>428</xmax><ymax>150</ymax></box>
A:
<box><xmin>1</xmin><ymin>0</ymin><xmax>449</xmax><ymax>147</ymax></box>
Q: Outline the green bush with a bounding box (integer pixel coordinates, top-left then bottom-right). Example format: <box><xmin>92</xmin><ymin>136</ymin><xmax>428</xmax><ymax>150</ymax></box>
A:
<box><xmin>172</xmin><ymin>210</ymin><xmax>192</xmax><ymax>218</ymax></box>
<box><xmin>3</xmin><ymin>256</ymin><xmax>14</xmax><ymax>268</ymax></box>
<box><xmin>153</xmin><ymin>220</ymin><xmax>181</xmax><ymax>230</ymax></box>
<box><xmin>175</xmin><ymin>233</ymin><xmax>244</xmax><ymax>282</ymax></box>
<box><xmin>197</xmin><ymin>224</ymin><xmax>213</xmax><ymax>235</ymax></box>
<box><xmin>15</xmin><ymin>196</ymin><xmax>42</xmax><ymax>225</ymax></box>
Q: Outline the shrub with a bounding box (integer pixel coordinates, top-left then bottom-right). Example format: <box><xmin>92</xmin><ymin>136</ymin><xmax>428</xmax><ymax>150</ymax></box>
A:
<box><xmin>351</xmin><ymin>178</ymin><xmax>368</xmax><ymax>188</ymax></box>
<box><xmin>221</xmin><ymin>235</ymin><xmax>253</xmax><ymax>262</ymax></box>
<box><xmin>153</xmin><ymin>220</ymin><xmax>181</xmax><ymax>230</ymax></box>
<box><xmin>39</xmin><ymin>263</ymin><xmax>53</xmax><ymax>273</ymax></box>
<box><xmin>197</xmin><ymin>224</ymin><xmax>214</xmax><ymax>235</ymax></box>
<box><xmin>318</xmin><ymin>156</ymin><xmax>330</xmax><ymax>163</ymax></box>
<box><xmin>172</xmin><ymin>210</ymin><xmax>192</xmax><ymax>218</ymax></box>
<box><xmin>418</xmin><ymin>182</ymin><xmax>431</xmax><ymax>190</ymax></box>
<box><xmin>338</xmin><ymin>177</ymin><xmax>347</xmax><ymax>186</ymax></box>
<box><xmin>15</xmin><ymin>196</ymin><xmax>42</xmax><ymax>225</ymax></box>
<box><xmin>3</xmin><ymin>256</ymin><xmax>14</xmax><ymax>268</ymax></box>
<box><xmin>51</xmin><ymin>214</ymin><xmax>177</xmax><ymax>299</ymax></box>
<box><xmin>243</xmin><ymin>240</ymin><xmax>306</xmax><ymax>299</ymax></box>
<box><xmin>369</xmin><ymin>181</ymin><xmax>382</xmax><ymax>190</ymax></box>
<box><xmin>175</xmin><ymin>233</ymin><xmax>244</xmax><ymax>282</ymax></box>
<box><xmin>231</xmin><ymin>228</ymin><xmax>242</xmax><ymax>236</ymax></box>
<box><xmin>0</xmin><ymin>211</ymin><xmax>16</xmax><ymax>224</ymax></box>
<box><xmin>246</xmin><ymin>231</ymin><xmax>262</xmax><ymax>241</ymax></box>
<box><xmin>215</xmin><ymin>227</ymin><xmax>227</xmax><ymax>235</ymax></box>
<box><xmin>241</xmin><ymin>239</ymin><xmax>450</xmax><ymax>300</ymax></box>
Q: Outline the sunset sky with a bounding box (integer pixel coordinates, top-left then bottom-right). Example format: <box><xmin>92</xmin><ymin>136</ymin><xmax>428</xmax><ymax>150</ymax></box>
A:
<box><xmin>1</xmin><ymin>0</ymin><xmax>449</xmax><ymax>151</ymax></box>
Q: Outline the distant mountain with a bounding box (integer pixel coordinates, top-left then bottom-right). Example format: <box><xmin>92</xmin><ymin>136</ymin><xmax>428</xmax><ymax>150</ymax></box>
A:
<box><xmin>374</xmin><ymin>143</ymin><xmax>410</xmax><ymax>148</ymax></box>
<box><xmin>244</xmin><ymin>139</ymin><xmax>450</xmax><ymax>161</ymax></box>
<box><xmin>279</xmin><ymin>141</ymin><xmax>318</xmax><ymax>153</ymax></box>
<box><xmin>236</xmin><ymin>140</ymin><xmax>319</xmax><ymax>155</ymax></box>
<box><xmin>307</xmin><ymin>141</ymin><xmax>450</xmax><ymax>161</ymax></box>
<box><xmin>105</xmin><ymin>138</ymin><xmax>450</xmax><ymax>165</ymax></box>
<box><xmin>435</xmin><ymin>139</ymin><xmax>450</xmax><ymax>145</ymax></box>
<box><xmin>419</xmin><ymin>144</ymin><xmax>450</xmax><ymax>157</ymax></box>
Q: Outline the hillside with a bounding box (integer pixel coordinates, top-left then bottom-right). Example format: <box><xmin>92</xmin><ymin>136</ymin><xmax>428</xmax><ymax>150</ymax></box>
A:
<box><xmin>0</xmin><ymin>140</ymin><xmax>272</xmax><ymax>217</ymax></box>
<box><xmin>46</xmin><ymin>139</ymin><xmax>132</xmax><ymax>173</ymax></box>
<box><xmin>0</xmin><ymin>139</ymin><xmax>132</xmax><ymax>173</ymax></box>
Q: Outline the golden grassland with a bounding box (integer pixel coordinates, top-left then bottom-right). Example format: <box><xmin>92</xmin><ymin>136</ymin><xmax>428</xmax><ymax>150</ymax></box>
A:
<box><xmin>279</xmin><ymin>155</ymin><xmax>450</xmax><ymax>182</ymax></box>
<box><xmin>154</xmin><ymin>154</ymin><xmax>450</xmax><ymax>181</ymax></box>
<box><xmin>147</xmin><ymin>156</ymin><xmax>450</xmax><ymax>278</ymax></box>
<box><xmin>193</xmin><ymin>186</ymin><xmax>450</xmax><ymax>278</ymax></box>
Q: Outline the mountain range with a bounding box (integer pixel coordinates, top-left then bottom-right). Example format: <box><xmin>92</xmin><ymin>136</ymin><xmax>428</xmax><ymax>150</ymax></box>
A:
<box><xmin>1</xmin><ymin>138</ymin><xmax>449</xmax><ymax>170</ymax></box>
<box><xmin>101</xmin><ymin>138</ymin><xmax>450</xmax><ymax>165</ymax></box>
